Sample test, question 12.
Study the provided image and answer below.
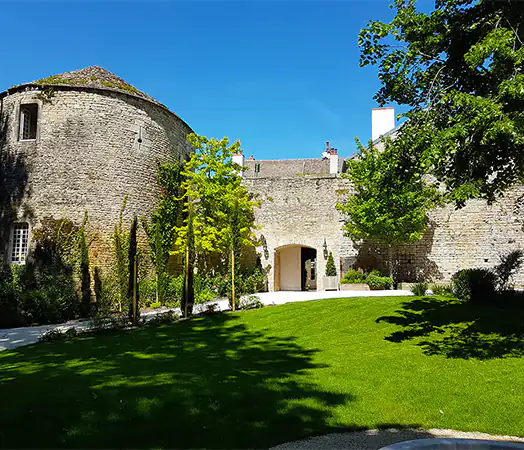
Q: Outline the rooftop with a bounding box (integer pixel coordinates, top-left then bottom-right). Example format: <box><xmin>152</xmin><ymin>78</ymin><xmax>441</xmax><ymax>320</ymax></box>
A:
<box><xmin>370</xmin><ymin>121</ymin><xmax>405</xmax><ymax>146</ymax></box>
<box><xmin>29</xmin><ymin>66</ymin><xmax>155</xmax><ymax>102</ymax></box>
<box><xmin>1</xmin><ymin>66</ymin><xmax>191</xmax><ymax>127</ymax></box>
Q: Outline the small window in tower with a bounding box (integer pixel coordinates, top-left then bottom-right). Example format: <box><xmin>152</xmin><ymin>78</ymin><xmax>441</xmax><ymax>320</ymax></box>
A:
<box><xmin>10</xmin><ymin>223</ymin><xmax>29</xmax><ymax>265</ymax></box>
<box><xmin>19</xmin><ymin>104</ymin><xmax>38</xmax><ymax>141</ymax></box>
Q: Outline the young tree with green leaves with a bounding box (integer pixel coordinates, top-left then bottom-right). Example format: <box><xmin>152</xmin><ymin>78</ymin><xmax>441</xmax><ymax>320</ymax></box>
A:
<box><xmin>173</xmin><ymin>133</ymin><xmax>260</xmax><ymax>316</ymax></box>
<box><xmin>358</xmin><ymin>0</ymin><xmax>524</xmax><ymax>205</ymax></box>
<box><xmin>220</xmin><ymin>180</ymin><xmax>260</xmax><ymax>311</ymax></box>
<box><xmin>337</xmin><ymin>139</ymin><xmax>441</xmax><ymax>274</ymax></box>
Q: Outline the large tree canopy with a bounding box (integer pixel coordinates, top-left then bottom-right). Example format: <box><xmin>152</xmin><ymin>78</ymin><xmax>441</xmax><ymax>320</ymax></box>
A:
<box><xmin>338</xmin><ymin>140</ymin><xmax>440</xmax><ymax>247</ymax></box>
<box><xmin>359</xmin><ymin>0</ymin><xmax>524</xmax><ymax>204</ymax></box>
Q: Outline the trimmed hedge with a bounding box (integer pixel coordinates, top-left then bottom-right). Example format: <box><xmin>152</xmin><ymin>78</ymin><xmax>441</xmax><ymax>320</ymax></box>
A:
<box><xmin>340</xmin><ymin>268</ymin><xmax>393</xmax><ymax>290</ymax></box>
<box><xmin>366</xmin><ymin>273</ymin><xmax>393</xmax><ymax>290</ymax></box>
<box><xmin>340</xmin><ymin>269</ymin><xmax>365</xmax><ymax>284</ymax></box>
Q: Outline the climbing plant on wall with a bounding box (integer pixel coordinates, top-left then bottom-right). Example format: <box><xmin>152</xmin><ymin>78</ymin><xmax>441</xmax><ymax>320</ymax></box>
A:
<box><xmin>141</xmin><ymin>161</ymin><xmax>184</xmax><ymax>304</ymax></box>
<box><xmin>109</xmin><ymin>196</ymin><xmax>130</xmax><ymax>313</ymax></box>
<box><xmin>10</xmin><ymin>213</ymin><xmax>95</xmax><ymax>325</ymax></box>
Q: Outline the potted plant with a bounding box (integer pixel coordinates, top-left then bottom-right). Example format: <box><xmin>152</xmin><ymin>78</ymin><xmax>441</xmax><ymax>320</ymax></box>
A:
<box><xmin>323</xmin><ymin>252</ymin><xmax>339</xmax><ymax>291</ymax></box>
<box><xmin>340</xmin><ymin>268</ymin><xmax>370</xmax><ymax>291</ymax></box>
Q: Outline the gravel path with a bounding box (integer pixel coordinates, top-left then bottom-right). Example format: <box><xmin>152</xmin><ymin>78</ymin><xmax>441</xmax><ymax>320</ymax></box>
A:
<box><xmin>270</xmin><ymin>428</ymin><xmax>524</xmax><ymax>450</ymax></box>
<box><xmin>0</xmin><ymin>289</ymin><xmax>411</xmax><ymax>351</ymax></box>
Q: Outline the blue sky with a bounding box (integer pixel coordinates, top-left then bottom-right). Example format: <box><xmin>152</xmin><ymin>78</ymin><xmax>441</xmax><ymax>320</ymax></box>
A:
<box><xmin>1</xmin><ymin>1</ymin><xmax>430</xmax><ymax>159</ymax></box>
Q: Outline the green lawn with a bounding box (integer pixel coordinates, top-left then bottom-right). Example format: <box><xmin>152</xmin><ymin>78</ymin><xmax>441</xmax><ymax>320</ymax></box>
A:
<box><xmin>1</xmin><ymin>296</ymin><xmax>524</xmax><ymax>448</ymax></box>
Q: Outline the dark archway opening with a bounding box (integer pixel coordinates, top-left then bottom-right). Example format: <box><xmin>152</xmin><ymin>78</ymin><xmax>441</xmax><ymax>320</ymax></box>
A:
<box><xmin>301</xmin><ymin>247</ymin><xmax>317</xmax><ymax>291</ymax></box>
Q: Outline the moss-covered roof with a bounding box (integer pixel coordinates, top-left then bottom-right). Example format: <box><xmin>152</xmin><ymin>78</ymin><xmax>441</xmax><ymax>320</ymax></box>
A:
<box><xmin>30</xmin><ymin>66</ymin><xmax>155</xmax><ymax>102</ymax></box>
<box><xmin>2</xmin><ymin>66</ymin><xmax>193</xmax><ymax>130</ymax></box>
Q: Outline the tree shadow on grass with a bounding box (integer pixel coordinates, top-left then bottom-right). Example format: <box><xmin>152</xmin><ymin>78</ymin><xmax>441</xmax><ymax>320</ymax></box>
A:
<box><xmin>377</xmin><ymin>296</ymin><xmax>524</xmax><ymax>359</ymax></box>
<box><xmin>0</xmin><ymin>314</ymin><xmax>353</xmax><ymax>449</ymax></box>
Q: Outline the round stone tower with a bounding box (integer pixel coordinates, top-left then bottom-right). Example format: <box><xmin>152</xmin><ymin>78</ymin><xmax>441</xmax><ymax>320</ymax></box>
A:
<box><xmin>0</xmin><ymin>66</ymin><xmax>193</xmax><ymax>265</ymax></box>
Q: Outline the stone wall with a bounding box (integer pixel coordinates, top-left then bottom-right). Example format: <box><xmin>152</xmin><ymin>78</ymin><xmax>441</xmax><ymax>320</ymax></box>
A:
<box><xmin>244</xmin><ymin>158</ymin><xmax>332</xmax><ymax>179</ymax></box>
<box><xmin>349</xmin><ymin>188</ymin><xmax>524</xmax><ymax>286</ymax></box>
<box><xmin>0</xmin><ymin>86</ymin><xmax>193</xmax><ymax>266</ymax></box>
<box><xmin>401</xmin><ymin>187</ymin><xmax>524</xmax><ymax>285</ymax></box>
<box><xmin>245</xmin><ymin>174</ymin><xmax>524</xmax><ymax>291</ymax></box>
<box><xmin>243</xmin><ymin>175</ymin><xmax>355</xmax><ymax>291</ymax></box>
<box><xmin>3</xmin><ymin>82</ymin><xmax>524</xmax><ymax>290</ymax></box>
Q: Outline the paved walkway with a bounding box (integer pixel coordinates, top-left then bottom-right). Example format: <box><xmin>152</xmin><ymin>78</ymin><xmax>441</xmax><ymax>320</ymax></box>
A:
<box><xmin>254</xmin><ymin>289</ymin><xmax>412</xmax><ymax>305</ymax></box>
<box><xmin>0</xmin><ymin>289</ymin><xmax>412</xmax><ymax>351</ymax></box>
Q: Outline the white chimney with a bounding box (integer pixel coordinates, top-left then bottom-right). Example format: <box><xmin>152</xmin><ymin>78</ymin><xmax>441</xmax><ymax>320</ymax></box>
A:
<box><xmin>329</xmin><ymin>150</ymin><xmax>338</xmax><ymax>174</ymax></box>
<box><xmin>232</xmin><ymin>152</ymin><xmax>244</xmax><ymax>177</ymax></box>
<box><xmin>325</xmin><ymin>142</ymin><xmax>339</xmax><ymax>174</ymax></box>
<box><xmin>372</xmin><ymin>107</ymin><xmax>395</xmax><ymax>141</ymax></box>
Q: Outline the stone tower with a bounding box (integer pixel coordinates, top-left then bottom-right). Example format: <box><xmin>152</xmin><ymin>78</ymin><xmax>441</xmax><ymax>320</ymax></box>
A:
<box><xmin>0</xmin><ymin>66</ymin><xmax>193</xmax><ymax>265</ymax></box>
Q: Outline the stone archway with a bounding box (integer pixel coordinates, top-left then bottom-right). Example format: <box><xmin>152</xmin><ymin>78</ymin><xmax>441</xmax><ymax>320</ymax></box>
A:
<box><xmin>274</xmin><ymin>244</ymin><xmax>317</xmax><ymax>291</ymax></box>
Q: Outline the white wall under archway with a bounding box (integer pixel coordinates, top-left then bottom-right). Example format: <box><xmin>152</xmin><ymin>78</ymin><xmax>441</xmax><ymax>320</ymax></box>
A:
<box><xmin>278</xmin><ymin>246</ymin><xmax>302</xmax><ymax>291</ymax></box>
<box><xmin>274</xmin><ymin>244</ymin><xmax>317</xmax><ymax>292</ymax></box>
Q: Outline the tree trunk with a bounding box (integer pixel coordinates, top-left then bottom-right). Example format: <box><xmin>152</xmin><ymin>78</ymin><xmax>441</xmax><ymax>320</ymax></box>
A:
<box><xmin>181</xmin><ymin>241</ymin><xmax>195</xmax><ymax>317</ymax></box>
<box><xmin>156</xmin><ymin>272</ymin><xmax>159</xmax><ymax>305</ymax></box>
<box><xmin>181</xmin><ymin>196</ymin><xmax>195</xmax><ymax>318</ymax></box>
<box><xmin>127</xmin><ymin>216</ymin><xmax>139</xmax><ymax>324</ymax></box>
<box><xmin>184</xmin><ymin>244</ymin><xmax>190</xmax><ymax>318</ymax></box>
<box><xmin>387</xmin><ymin>246</ymin><xmax>393</xmax><ymax>278</ymax></box>
<box><xmin>231</xmin><ymin>247</ymin><xmax>236</xmax><ymax>312</ymax></box>
<box><xmin>132</xmin><ymin>256</ymin><xmax>138</xmax><ymax>324</ymax></box>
